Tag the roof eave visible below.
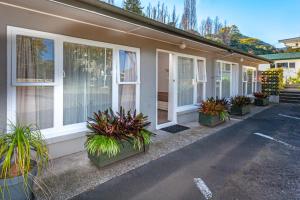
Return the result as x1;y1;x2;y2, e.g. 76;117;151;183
50;0;272;63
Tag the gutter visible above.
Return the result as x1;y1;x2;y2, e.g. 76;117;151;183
50;0;272;63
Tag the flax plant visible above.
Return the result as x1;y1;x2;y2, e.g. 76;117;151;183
0;123;49;199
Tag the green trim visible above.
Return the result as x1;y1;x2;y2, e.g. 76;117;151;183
52;0;271;63
260;52;300;61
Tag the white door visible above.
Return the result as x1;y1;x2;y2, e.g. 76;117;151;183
156;51;176;129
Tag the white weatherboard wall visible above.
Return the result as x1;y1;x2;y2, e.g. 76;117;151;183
275;59;300;79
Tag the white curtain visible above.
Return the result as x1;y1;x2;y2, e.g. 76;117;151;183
215;62;221;98
247;69;253;95
63;42;113;125
177;56;194;106
17;87;54;129
221;63;231;98
196;60;205;103
119;50;137;111
16;35;54;129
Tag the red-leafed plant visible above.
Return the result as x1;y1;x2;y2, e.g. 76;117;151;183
254;92;269;99
85;107;153;157
199;97;230;121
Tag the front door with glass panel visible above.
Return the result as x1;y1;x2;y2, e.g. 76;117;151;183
156;51;207;129
156;51;175;128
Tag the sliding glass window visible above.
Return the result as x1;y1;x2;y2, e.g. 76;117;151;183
63;42;113;125
8;27;140;136
177;55;206;111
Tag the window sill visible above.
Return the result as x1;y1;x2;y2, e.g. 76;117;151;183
43;126;88;145
176;105;199;114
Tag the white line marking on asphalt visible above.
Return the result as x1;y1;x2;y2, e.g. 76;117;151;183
278;114;300;120
194;178;213;199
230;118;242;121
253;132;297;149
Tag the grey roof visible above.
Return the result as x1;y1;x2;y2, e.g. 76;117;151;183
260;52;300;61
52;0;272;63
279;37;300;43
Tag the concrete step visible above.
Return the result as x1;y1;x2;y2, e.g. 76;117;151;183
280;99;300;104
279;95;300;99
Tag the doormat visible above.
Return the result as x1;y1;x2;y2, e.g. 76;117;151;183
161;124;190;134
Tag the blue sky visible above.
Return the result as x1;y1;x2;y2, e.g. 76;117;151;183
114;0;300;48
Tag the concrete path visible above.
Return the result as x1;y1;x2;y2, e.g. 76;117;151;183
72;104;300;200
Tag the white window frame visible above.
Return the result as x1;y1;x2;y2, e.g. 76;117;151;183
175;53;206;112
242;66;257;96
116;48;141;113
215;60;238;99
7;26;140;139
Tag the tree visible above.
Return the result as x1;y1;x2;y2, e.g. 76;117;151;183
123;0;143;15
100;0;114;5
169;6;179;27
181;0;197;31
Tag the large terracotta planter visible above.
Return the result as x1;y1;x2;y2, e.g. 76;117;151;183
88;140;149;168
230;105;250;116
198;112;225;127
0;161;37;200
255;98;269;106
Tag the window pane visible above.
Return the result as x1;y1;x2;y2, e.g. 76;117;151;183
178;57;194;106
16;86;54;129
243;82;247;95
63;42;113;125
215;62;221;81
119;50;137;82
247;70;253;95
221;64;231;98
197;83;204;103
119;84;136;111
197;60;205;82
16;35;54;83
277;63;288;68
289;63;296;69
216;81;220;98
243;68;248;82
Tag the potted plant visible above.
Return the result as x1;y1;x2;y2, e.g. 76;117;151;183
230;96;251;116
0;123;49;200
254;92;269;106
199;98;230;127
85;108;154;168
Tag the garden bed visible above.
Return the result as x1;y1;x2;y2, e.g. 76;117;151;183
88;140;149;168
230;105;250;115
198;112;225;127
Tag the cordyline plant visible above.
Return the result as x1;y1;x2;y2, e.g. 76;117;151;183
199;97;230;121
85;107;154;158
253;92;269;99
0;123;49;199
231;96;251;107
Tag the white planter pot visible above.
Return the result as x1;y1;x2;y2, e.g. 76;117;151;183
269;95;279;103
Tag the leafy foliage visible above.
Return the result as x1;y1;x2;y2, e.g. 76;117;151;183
262;68;284;95
253;92;269;99
86;107;154;157
231;96;251;107
0;123;49;198
123;0;143;15
199;97;230;121
287;70;300;85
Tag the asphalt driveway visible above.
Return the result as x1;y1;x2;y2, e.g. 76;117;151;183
72;104;300;200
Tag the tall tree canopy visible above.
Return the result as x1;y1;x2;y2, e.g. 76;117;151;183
123;0;143;15
181;0;197;31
